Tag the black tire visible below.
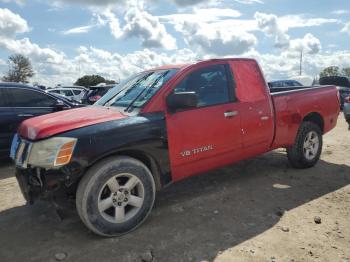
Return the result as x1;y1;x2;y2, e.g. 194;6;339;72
287;121;323;169
76;156;156;237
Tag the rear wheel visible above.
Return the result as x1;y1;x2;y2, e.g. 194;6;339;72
76;156;156;236
287;121;322;168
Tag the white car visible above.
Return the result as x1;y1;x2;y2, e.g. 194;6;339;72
48;87;87;102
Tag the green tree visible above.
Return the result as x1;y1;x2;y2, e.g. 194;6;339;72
319;66;341;78
341;68;350;77
2;54;34;83
74;75;116;87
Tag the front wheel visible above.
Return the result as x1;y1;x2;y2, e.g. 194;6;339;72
287;121;323;168
76;156;156;236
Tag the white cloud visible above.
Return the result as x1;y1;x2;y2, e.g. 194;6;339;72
35;47;197;86
193;8;241;19
289;33;321;54
278;15;339;31
341;21;350;34
49;0;222;8
0;0;25;6
62;25;94;35
173;20;257;55
253;12;335;49
171;0;217;7
241;48;350;82
160;7;241;23
102;5;177;50
52;0;121;7
0;38;65;64
123;6;177;49
254;12;290;48
233;0;263;4
332;10;350;15
61;13;106;35
0;8;29;38
103;10;123;38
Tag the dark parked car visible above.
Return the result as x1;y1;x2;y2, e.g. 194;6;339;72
268;80;303;89
81;84;116;104
0;82;83;157
343;96;350;129
319;76;350;109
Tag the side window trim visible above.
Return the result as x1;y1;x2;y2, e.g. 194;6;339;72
224;64;237;102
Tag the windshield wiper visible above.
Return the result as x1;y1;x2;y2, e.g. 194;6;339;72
124;71;169;113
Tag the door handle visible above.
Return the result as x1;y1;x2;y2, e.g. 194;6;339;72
18;114;34;117
260;116;269;121
224;111;238;118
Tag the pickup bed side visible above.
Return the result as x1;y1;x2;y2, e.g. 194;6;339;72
271;86;339;148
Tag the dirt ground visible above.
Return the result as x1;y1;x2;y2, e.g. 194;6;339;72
0;117;349;262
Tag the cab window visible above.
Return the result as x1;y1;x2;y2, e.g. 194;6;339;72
174;64;231;108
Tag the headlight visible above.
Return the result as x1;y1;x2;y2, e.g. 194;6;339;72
27;137;77;168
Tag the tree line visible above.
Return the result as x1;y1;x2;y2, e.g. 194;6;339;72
1;54;116;87
2;53;350;85
319;66;350;78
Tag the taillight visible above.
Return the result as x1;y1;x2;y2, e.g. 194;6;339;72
345;96;350;104
89;95;101;102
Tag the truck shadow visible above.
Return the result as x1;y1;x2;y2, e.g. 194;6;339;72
0;158;15;180
0;151;349;262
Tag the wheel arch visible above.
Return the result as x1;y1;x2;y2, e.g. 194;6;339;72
302;112;324;133
88;149;163;191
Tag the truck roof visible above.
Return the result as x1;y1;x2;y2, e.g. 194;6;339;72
148;58;257;72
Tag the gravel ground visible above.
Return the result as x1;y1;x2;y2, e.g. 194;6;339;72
0;116;349;262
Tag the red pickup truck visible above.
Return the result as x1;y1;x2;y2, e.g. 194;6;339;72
11;58;339;236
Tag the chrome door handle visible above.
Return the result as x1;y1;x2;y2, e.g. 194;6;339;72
18;114;34;117
260;116;269;121
224;111;238;118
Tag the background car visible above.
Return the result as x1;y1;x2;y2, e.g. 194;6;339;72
48;86;87;102
343;96;350;129
268;80;303;89
319;76;350;109
81;84;116;104
0;82;83;157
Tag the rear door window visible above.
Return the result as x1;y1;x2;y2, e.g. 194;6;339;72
8;88;57;107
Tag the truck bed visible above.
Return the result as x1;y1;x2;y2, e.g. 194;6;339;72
270;85;339;148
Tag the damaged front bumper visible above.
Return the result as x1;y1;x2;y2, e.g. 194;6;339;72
15;167;73;204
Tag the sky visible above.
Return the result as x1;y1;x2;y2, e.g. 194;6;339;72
0;0;349;86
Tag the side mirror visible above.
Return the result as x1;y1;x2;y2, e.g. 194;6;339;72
166;92;198;113
54;100;66;111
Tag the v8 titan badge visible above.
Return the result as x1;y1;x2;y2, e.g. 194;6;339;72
180;145;214;157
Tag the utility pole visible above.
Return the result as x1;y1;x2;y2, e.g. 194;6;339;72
78;59;81;78
299;49;303;76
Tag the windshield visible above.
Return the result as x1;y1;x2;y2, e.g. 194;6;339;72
96;69;178;110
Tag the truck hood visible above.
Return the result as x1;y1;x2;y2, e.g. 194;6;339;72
19;106;128;140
